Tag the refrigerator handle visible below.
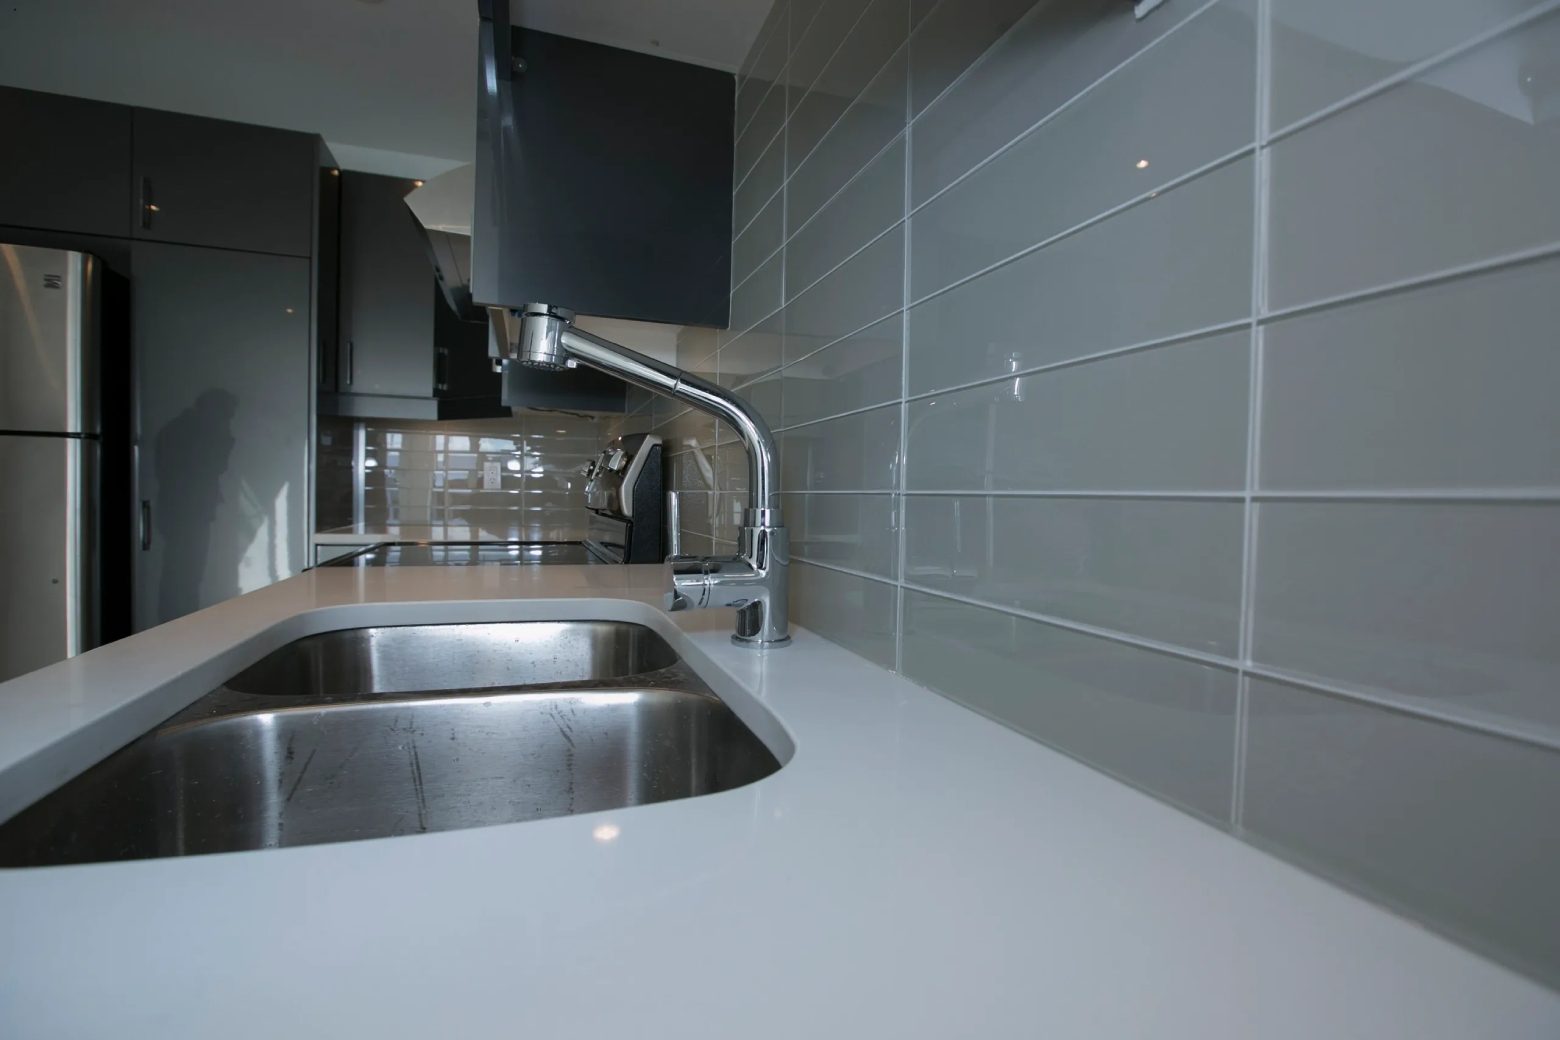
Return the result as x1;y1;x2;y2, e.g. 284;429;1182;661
139;500;152;551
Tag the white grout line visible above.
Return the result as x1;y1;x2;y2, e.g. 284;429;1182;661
906;145;1255;310
890;489;1245;500
793;554;906;590
732;111;787;197
906;0;1223;214
895;24;913;677
1262;0;1560;147
772;397;899;435
1260;240;1560;324
784;216;903;307
1232;0;1273;830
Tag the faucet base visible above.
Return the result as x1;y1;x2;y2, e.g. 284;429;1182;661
731;633;793;650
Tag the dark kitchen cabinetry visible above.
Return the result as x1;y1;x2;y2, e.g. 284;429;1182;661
130;242;311;631
322;171;505;419
131;108;316;257
0;87;133;238
474;11;733;328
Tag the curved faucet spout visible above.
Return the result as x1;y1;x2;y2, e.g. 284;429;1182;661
506;303;791;648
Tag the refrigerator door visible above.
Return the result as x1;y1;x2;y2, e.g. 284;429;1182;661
0;434;99;682
0;244;98;435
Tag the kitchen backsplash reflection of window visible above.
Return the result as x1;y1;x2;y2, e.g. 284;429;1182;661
318;412;610;540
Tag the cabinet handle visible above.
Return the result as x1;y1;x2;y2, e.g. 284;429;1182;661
139;500;152;550
346;340;354;386
140;177;155;230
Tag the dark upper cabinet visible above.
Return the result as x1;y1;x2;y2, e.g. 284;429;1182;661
473;17;733;328
0;87;132;238
132;109;316;257
338;171;439;398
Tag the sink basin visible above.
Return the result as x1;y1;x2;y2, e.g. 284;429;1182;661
0;621;781;866
227;620;679;696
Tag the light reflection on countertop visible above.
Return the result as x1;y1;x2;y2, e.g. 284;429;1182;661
0;565;1555;1038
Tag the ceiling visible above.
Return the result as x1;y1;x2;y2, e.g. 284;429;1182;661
0;0;771;179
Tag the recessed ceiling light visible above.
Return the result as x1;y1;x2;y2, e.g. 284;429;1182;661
1135;158;1150;169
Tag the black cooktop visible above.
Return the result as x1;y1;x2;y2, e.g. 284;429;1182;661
323;541;598;567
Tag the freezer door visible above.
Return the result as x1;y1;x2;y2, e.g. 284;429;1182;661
0;244;98;434
0;435;99;683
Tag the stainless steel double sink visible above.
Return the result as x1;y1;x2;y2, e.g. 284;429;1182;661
0;621;781;866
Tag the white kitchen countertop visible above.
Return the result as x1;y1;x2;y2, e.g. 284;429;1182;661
313;523;554;544
0;566;1556;1038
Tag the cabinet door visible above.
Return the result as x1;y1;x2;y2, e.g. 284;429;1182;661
132;242;310;630
0;87;132;238
337;172;435;397
132;109;315;257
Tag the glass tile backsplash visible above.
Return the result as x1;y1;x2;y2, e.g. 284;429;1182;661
674;0;1560;990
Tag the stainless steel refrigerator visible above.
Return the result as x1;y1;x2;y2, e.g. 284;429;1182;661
0;243;101;683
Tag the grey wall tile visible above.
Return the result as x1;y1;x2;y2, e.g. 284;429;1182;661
728;250;782;334
904;495;1244;655
909;4;1255;299
791;561;899;669
736;18;788;138
787;0;909;176
908;157;1254;394
910;0;1209;205
733;369;784;432
1267;10;1560;309
732;193;784;292
1252;502;1560;731
784;224;904;362
738;0;788;90
906;330;1251;492
902;589;1238;818
733;130;785;236
788;49;908;230
781;312;903;428
1243;678;1560;989
782;492;899;578
781;403;901;492
1268;0;1547;129
1260;257;1560;491
909;0;1039;116
718;319;785;388
786;0;874;114
786;136;905;295
735;81;786;186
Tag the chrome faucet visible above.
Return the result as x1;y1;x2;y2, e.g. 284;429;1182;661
505;303;790;648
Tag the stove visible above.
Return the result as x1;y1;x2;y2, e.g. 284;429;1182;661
582;433;665;563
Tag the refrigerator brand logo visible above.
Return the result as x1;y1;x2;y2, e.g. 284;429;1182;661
41;274;62;289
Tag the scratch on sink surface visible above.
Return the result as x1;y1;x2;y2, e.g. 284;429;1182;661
410;743;429;832
284;748;318;804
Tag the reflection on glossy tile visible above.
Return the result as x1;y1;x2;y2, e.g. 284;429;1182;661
719;319;785;388
786;0;874;114
1267;10;1560;309
904;495;1243;654
734;370;784;432
909;0;1039;116
911;0;1204;205
781;403;901;492
734;131;785;235
1243;677;1560;988
1261;257;1560;491
902;589;1237;818
910;2;1255;299
729;250;783;334
781;313;902;428
1251;502;1560;731
732;193;784;290
785;225;904;363
1268;0;1546;129
787;137;905;295
788;49;908;230
791;561;899;668
787;0;909;176
909;158;1253;392
782;492;898;578
907;330;1250;492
